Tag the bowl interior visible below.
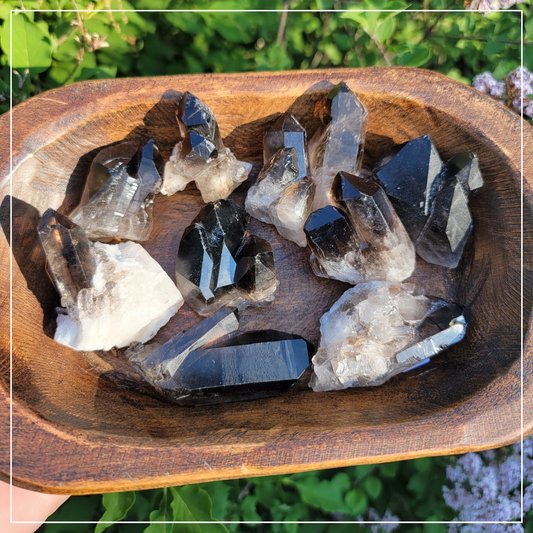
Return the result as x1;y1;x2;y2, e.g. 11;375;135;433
1;80;526;445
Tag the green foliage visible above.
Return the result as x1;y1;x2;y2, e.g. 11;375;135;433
8;2;531;531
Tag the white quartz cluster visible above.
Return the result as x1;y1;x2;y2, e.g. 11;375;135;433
55;241;183;351
310;282;467;391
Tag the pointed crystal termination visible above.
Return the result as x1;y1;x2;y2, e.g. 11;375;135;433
245;147;315;247
161;92;252;202
374;135;444;242
38;208;96;308
176;199;278;316
70;139;164;242
39;210;183;351
131;328;313;405
308;82;368;211
127;306;240;386
310;282;468;391
332;171;415;282
304;205;365;285
263;113;310;179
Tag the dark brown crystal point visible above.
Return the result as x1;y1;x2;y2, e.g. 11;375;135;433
38;209;95;308
71;139;163;242
176;200;277;316
163;330;314;405
263;113;309;179
177;91;223;164
375;135;443;241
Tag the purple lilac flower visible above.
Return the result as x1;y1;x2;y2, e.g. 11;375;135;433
366;508;400;532
466;0;525;10
443;436;533;532
472;72;507;100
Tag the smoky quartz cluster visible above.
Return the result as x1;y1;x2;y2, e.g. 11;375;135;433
36;81;480;403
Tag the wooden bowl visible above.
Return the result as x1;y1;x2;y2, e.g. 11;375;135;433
0;68;532;495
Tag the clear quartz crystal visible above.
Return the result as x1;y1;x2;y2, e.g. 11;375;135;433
161;92;251;202
245;144;315;247
175;199;278;316
310;282;468;391
38;209;183;351
70;139;163;242
308;82;368;211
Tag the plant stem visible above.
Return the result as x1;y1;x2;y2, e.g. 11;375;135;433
434;34;532;45
276;0;290;46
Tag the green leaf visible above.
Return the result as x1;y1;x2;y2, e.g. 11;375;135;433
241;495;262;524
1;12;52;74
145;488;174;533
379;462;399;478
375;17;395;43
397;44;431;67
94;491;136;533
170;486;229;533
345;489;368;516
201;482;231;521
293;478;349;514
414;457;432;473
363;476;383;500
526;16;533;40
423;521;447;533
484;39;506;56
407;473;427;498
354;465;374;479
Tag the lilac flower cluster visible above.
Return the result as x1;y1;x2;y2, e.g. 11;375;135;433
466;0;525;11
367;508;400;532
473;67;533;118
443;437;533;531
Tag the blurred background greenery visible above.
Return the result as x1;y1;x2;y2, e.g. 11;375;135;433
0;1;531;531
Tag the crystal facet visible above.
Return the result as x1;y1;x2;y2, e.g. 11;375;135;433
161;92;252;201
308;82;368;210
304;205;364;284
129;323;313;405
263;113;309;179
375;135;444;241
71;139;163;242
176;199;278;316
39;209;183;351
332;171;415;282
38;208;96;308
245;146;315;247
310;282;468;391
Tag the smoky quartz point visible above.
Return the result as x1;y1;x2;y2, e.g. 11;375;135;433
128;316;313;405
310;281;468;391
176;199;278;316
308;82;368;210
38;208;96;308
376;137;483;268
162;91;252;202
304;172;415;284
71;139;163;242
375;135;444;243
39;209;183;351
245;144;316;247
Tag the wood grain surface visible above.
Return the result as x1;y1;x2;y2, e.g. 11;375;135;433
0;68;531;495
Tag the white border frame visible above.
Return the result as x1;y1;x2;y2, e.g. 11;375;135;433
8;5;526;527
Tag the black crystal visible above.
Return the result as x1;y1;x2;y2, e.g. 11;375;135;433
440;152;484;194
263;113;309;179
375;135;443;241
176;199;277;316
164;330;313;405
38;209;95;308
177;91;223;164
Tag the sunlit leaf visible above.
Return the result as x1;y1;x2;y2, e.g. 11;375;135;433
94;492;136;533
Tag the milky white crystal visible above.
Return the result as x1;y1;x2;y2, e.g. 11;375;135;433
310;282;466;391
55;241;183;351
162;145;252;202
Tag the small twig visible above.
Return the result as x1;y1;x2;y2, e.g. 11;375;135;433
62;47;84;85
305;12;333;69
18;0;26;10
423;0;457;39
370;34;393;66
276;0;290;45
434;34;532;45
